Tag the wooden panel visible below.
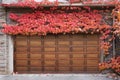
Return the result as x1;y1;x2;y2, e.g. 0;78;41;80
14;34;100;73
15;54;28;59
30;47;42;52
87;41;98;45
16;41;27;46
44;41;55;45
72;47;84;52
30;67;42;71
30;54;42;59
58;35;69;40
16;36;27;40
44;54;55;59
16;67;28;71
87;47;99;52
87;60;98;66
44;61;56;66
58;67;70;71
87;35;99;40
58;60;70;66
72;54;84;58
72;41;84;45
44;47;55;52
30;60;42;67
72;60;84;66
44;67;55;71
30;39;41;47
72;34;84;40
44;35;55;39
86;54;98;58
15;60;28;66
16;47;27;52
58;47;70;52
58;54;70;59
87;67;98;72
58;41;69;45
15;36;27;46
72;67;84;71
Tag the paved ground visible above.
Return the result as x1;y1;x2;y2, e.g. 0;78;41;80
0;74;119;80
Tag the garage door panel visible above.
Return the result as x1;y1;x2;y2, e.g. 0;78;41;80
87;47;99;52
44;61;56;66
58;41;70;45
72;54;84;58
72;47;84;52
44;54;55;59
87;35;99;40
58;60;70;66
87;41;99;45
30;67;42;71
58;54;70;59
44;67;55;71
58;67;70;71
30;60;42;66
87;67;98;71
15;54;28;59
44;41;55;45
86;54;98;58
30;41;41;47
16;67;28;71
16;41;27;46
87;60;98;66
58;47;70;52
72;60;84;66
16;47;27;52
44;47;56;52
15;60;28;66
30;47;42;52
30;54;42;59
72;35;84;40
72;41;84;45
44;53;55;59
58;35;69;39
44;35;55;40
14;34;100;73
72;67;84;71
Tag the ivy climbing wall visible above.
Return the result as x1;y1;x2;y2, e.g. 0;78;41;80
0;0;120;74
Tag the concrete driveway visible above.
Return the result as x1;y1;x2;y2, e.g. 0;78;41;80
0;74;119;80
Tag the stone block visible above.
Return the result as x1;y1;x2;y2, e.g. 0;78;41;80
0;64;6;67
2;0;18;4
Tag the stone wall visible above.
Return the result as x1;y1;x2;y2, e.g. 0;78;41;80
0;6;8;74
0;34;8;74
2;0;18;4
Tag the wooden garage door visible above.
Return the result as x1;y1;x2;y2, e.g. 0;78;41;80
14;34;100;73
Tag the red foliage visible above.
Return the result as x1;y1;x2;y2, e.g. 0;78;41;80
1;7;113;55
112;2;120;37
99;56;120;74
2;8;111;36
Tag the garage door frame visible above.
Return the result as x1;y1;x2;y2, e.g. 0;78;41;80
8;34;104;74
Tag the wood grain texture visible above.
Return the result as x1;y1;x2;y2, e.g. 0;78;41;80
14;34;100;73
